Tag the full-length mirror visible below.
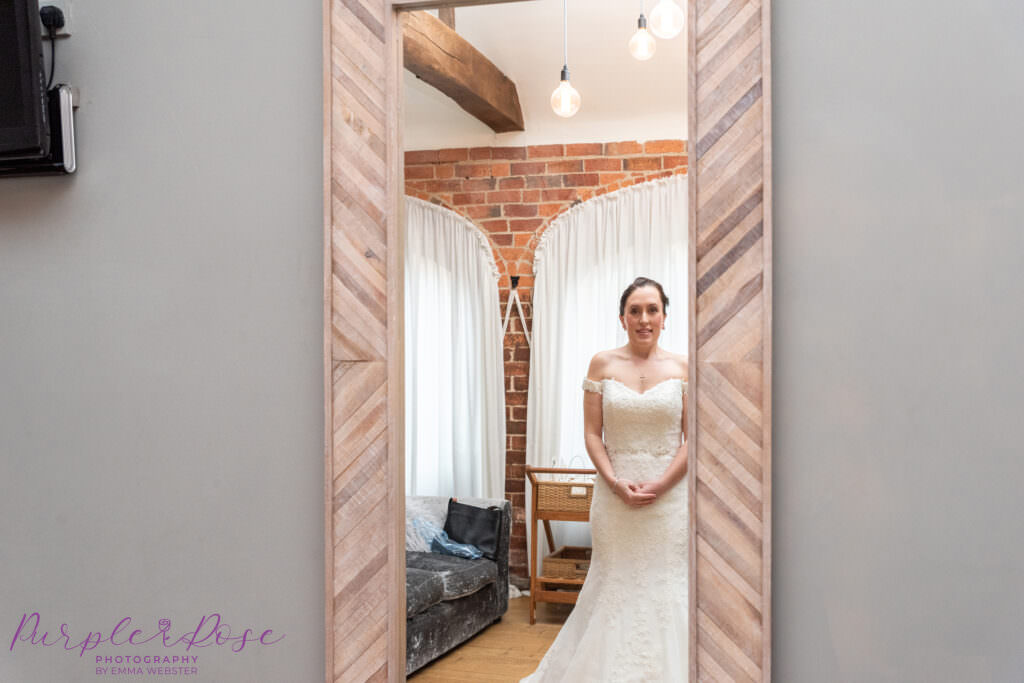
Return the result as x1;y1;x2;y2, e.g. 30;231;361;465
325;0;772;679
400;2;689;680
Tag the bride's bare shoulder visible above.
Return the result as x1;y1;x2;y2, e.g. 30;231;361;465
586;349;619;379
668;351;689;380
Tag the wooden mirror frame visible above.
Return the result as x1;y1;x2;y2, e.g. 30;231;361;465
323;0;772;680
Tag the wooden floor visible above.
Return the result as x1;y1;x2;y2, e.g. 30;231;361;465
407;596;572;682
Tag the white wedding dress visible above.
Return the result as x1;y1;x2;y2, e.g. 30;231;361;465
521;377;689;683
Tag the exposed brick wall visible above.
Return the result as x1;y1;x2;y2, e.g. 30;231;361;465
405;140;688;581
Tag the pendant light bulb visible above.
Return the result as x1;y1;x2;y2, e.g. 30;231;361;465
649;0;685;39
551;67;581;118
552;0;581;117
629;14;657;61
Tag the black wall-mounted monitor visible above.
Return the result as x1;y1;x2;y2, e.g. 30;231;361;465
0;0;50;160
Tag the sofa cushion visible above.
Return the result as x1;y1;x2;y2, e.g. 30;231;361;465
406;497;449;552
406;567;445;618
406;551;497;600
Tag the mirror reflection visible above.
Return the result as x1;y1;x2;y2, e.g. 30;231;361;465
401;1;689;679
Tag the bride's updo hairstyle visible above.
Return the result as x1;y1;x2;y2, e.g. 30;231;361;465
619;277;669;316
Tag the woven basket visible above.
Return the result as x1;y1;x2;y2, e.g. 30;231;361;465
535;479;593;513
543;546;592;579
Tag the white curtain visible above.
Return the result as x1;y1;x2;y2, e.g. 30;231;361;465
404;197;506;499
526;174;688;520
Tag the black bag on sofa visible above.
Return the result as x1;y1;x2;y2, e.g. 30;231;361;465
443;498;502;561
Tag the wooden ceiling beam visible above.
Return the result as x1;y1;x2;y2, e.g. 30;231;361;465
393;0;533;10
402;10;525;133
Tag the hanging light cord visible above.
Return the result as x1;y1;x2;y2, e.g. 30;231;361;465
562;0;568;70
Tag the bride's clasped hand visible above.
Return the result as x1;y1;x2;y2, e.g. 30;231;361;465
611;478;673;505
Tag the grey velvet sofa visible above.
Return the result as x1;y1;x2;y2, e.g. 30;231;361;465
405;496;511;675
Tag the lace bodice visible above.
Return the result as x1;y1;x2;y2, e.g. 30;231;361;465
583;377;686;456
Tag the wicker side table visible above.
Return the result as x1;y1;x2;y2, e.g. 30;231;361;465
526;465;597;625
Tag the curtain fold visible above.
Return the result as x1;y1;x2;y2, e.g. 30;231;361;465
405;197;506;499
527;174;689;472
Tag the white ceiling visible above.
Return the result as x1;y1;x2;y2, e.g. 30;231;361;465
403;0;688;150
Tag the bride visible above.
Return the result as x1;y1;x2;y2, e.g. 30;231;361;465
521;277;689;683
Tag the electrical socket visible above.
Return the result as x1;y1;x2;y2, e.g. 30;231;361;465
40;0;72;39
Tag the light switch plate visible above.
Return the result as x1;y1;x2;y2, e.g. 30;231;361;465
40;0;72;39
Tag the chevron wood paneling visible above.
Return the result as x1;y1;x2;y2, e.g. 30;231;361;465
327;0;403;680
328;0;772;680
690;0;772;680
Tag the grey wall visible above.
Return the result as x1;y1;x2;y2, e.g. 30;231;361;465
773;1;1024;681
0;2;323;682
